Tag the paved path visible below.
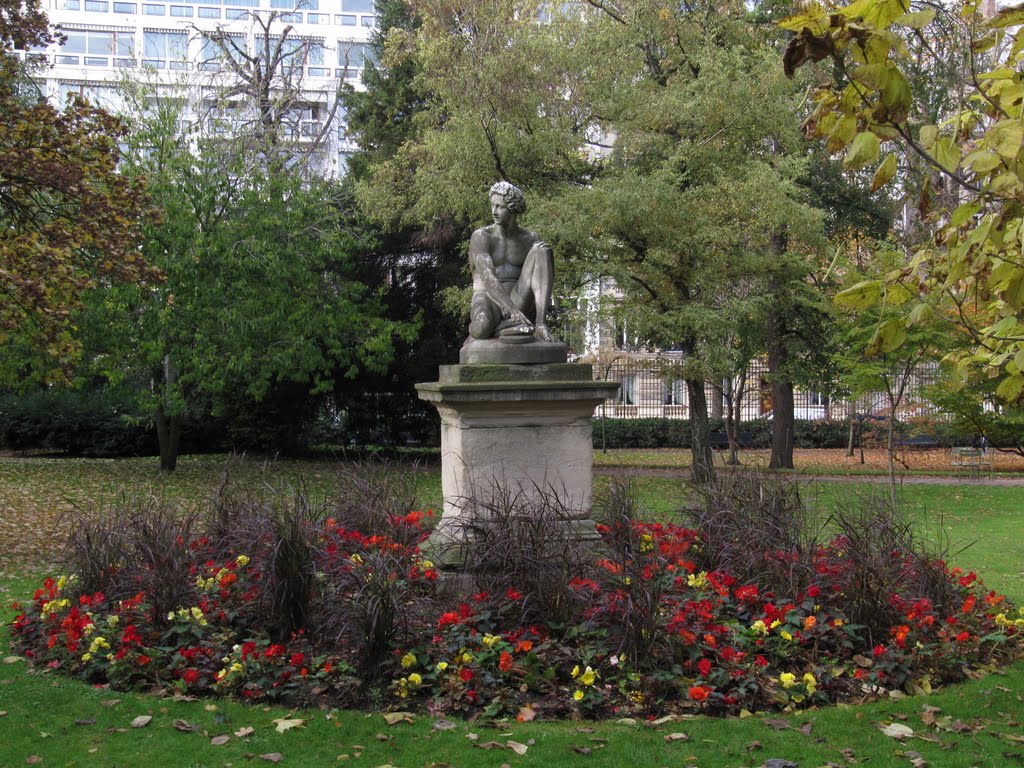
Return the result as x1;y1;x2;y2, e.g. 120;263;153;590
594;466;1024;486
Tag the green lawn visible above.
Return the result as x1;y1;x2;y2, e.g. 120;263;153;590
2;453;1023;767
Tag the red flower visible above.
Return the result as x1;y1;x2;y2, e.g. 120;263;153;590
688;685;712;702
961;595;976;614
498;652;513;673
955;630;970;643
290;652;305;667
505;588;523;601
137;654;152;666
460;667;474;682
872;644;886;657
183;669;200;685
697;658;712;677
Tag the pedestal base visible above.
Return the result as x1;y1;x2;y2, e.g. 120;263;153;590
416;364;619;568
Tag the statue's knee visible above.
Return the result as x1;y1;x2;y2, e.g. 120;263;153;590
469;317;491;339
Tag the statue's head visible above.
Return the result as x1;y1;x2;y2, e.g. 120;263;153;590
489;181;527;214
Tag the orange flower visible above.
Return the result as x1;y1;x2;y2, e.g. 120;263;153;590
499;651;513;673
688;685;712;702
515;639;533;654
803;616;817;630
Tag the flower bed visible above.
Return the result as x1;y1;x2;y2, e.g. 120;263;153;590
10;487;1023;720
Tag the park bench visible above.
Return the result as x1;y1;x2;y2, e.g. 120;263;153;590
951;447;993;477
896;434;939;451
709;431;755;451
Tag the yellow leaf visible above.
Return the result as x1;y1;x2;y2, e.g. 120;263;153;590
871;154;898;191
985;120;1024;159
894;9;935;28
933;136;960;170
962;149;1003;175
382;712;415;725
836;279;883;310
845;131;881;170
866;319;907;357
996;373;1024;401
273;718;305;733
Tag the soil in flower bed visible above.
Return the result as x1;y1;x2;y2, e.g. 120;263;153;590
9;471;1023;720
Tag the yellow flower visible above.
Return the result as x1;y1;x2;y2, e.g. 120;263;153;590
803;673;817;695
779;672;796;689
236;554;250;567
750;620;768;636
230;662;244;673
780;631;793;642
407;672;422;686
81;653;92;662
482;634;500;649
687;571;708;588
168;611;177;621
401;652;417;669
419;559;434;569
460;652;473;664
191;606;205;621
350;553;363;564
107;614;118;626
89;636;110;653
640;533;654;552
770;619;781;630
573;689;584;701
571;664;580;678
436;661;448;671
579;666;597;686
57;575;68;591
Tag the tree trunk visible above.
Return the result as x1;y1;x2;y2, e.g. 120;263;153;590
767;229;794;469
153;354;181;472
886;403;897;506
710;381;724;419
688;378;715;483
846;400;856;457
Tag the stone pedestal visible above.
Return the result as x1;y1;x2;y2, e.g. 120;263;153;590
415;363;619;566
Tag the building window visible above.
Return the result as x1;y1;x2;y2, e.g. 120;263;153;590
113;2;137;11
58;0;81;9
143;30;188;69
278;11;301;21
199;33;245;71
336;41;372;74
224;8;247;18
341;0;371;11
61;29;135;65
170;5;192;15
307;12;327;23
142;3;165;13
335;13;355;24
198;7;219;17
360;15;375;26
85;0;109;11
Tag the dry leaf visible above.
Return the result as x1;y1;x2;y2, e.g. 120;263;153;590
210;735;230;746
259;756;283;764
664;732;689;742
517;704;537;722
921;705;942;727
3;656;24;664
762;718;791;731
506;740;529;755
235;726;255;738
466;733;479;741
74;718;97;726
0;712;7;717
799;722;813;736
101;699;121;707
382;712;414;726
273;718;305;733
130;715;152;728
172;719;198;732
26;758;42;765
747;741;763;751
570;746;592;755
650;715;676;726
432;719;457;732
879;723;915;739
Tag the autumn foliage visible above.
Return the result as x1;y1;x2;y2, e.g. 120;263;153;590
0;0;159;382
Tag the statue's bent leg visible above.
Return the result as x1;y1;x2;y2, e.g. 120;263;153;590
469;292;500;340
514;242;554;342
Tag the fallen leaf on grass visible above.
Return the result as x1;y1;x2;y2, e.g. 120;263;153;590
649;714;677;726
273;718;305;733
1000;733;1024;744
101;699;121;707
432;719;456;732
235;726;255;738
465;733;479;741
570;746;592;755
382;712;414;726
173;719;198;732
879;722;914;739
0;711;7;717
26;758;42;765
760;760;799;768
259;754;282;763
896;750;928;767
211;735;231;746
3;656;24;664
376;733;391;742
799;722;813;736
762;718;790;731
74;718;97;726
747;741;763;751
473;741;506;750
506;740;529;755
130;715;152;728
663;733;689;742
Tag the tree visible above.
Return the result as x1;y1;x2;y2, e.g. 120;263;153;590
79;63;414;470
354;0;832;480
782;0;1024;402
0;0;158;386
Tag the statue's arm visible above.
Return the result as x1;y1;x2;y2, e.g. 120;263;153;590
470;230;527;322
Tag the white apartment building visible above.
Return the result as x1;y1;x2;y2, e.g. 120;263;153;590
17;0;376;174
